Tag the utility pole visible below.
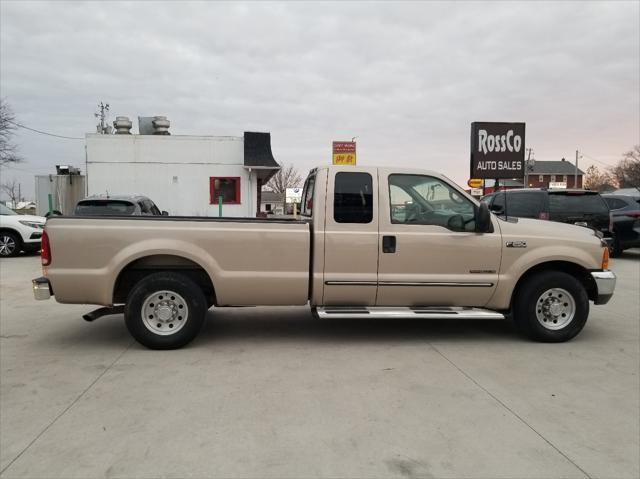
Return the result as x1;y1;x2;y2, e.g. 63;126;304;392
524;148;533;188
574;149;579;188
94;102;110;134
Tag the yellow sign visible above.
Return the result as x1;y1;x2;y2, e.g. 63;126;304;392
333;153;356;165
467;178;483;188
332;141;356;165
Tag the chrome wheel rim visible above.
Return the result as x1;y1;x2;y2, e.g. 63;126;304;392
535;288;575;330
141;290;188;335
0;235;16;256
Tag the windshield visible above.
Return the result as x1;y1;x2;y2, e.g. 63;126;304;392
75;200;136;216
0;204;18;215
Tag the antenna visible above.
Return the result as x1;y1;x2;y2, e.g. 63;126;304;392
95;102;110;134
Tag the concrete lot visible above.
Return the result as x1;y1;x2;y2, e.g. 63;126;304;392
0;252;638;479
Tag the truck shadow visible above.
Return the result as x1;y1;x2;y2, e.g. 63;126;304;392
48;304;610;349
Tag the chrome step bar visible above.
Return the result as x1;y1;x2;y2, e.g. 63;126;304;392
315;306;504;320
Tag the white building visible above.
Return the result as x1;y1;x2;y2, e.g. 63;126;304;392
85;125;280;217
260;191;285;215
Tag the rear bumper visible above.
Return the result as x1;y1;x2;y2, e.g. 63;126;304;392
591;270;616;305
32;277;52;300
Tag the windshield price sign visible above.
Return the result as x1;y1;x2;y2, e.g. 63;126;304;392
470;122;525;179
332;141;356;166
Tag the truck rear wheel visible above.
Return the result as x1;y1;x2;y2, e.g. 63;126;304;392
513;271;589;342
124;272;207;349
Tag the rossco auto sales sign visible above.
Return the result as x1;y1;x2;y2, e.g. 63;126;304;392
470;122;525;179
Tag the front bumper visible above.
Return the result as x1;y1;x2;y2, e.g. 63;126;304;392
591;270;616;305
32;277;52;300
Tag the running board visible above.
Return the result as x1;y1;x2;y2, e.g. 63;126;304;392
315;306;504;320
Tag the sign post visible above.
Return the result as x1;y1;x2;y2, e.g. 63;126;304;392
332;141;356;166
470;122;525;180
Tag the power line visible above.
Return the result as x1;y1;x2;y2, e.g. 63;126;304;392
6;119;84;140
581;152;617;168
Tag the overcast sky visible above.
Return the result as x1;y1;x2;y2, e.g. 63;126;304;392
1;0;638;199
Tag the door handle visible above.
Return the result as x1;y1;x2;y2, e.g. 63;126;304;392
382;235;396;253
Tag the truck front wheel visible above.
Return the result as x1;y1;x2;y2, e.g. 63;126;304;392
513;271;589;342
124;272;207;349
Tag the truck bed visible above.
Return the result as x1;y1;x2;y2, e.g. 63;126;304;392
44;216;311;306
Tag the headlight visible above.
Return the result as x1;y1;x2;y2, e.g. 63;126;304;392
19;220;44;229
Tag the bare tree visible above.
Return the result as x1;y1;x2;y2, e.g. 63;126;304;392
0;99;22;166
583;165;616;192
265;163;303;194
609;145;640;188
1;179;20;207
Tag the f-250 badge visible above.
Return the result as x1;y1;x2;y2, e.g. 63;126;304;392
506;240;527;248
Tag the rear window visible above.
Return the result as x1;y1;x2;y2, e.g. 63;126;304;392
75;200;136;216
549;193;609;215
333;172;373;223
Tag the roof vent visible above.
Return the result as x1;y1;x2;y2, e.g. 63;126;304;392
152;116;170;135
138;116;171;135
113;116;132;134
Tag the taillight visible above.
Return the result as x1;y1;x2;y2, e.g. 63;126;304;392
41;230;51;266
602;247;609;270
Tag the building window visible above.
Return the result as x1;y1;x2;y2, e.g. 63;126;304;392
210;177;241;204
538;175;544;182
550;175;556;182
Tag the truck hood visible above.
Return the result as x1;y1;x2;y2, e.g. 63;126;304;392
495;215;604;271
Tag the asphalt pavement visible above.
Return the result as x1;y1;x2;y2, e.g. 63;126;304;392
1;251;638;478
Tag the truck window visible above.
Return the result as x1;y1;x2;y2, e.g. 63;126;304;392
388;174;474;230
504;192;544;218
147;200;162;215
334;172;373;223
138;201;151;215
549;193;609;215
491;193;505;214
300;174;315;217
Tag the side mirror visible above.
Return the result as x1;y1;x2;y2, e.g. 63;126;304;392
475;202;493;233
161;211;169;216
490;204;504;215
446;214;465;232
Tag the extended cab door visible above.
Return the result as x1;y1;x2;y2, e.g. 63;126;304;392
322;168;379;305
376;170;501;307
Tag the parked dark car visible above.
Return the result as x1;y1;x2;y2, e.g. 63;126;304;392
481;189;612;239
602;194;640;256
74;195;168;216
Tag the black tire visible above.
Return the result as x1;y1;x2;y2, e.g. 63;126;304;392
609;237;623;258
513;271;589;342
124;272;207;349
0;231;21;257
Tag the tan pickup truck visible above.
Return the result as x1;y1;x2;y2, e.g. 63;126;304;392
33;166;616;349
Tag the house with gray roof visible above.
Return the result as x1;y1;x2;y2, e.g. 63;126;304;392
525;159;584;188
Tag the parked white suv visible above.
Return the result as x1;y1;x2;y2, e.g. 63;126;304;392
0;204;46;257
